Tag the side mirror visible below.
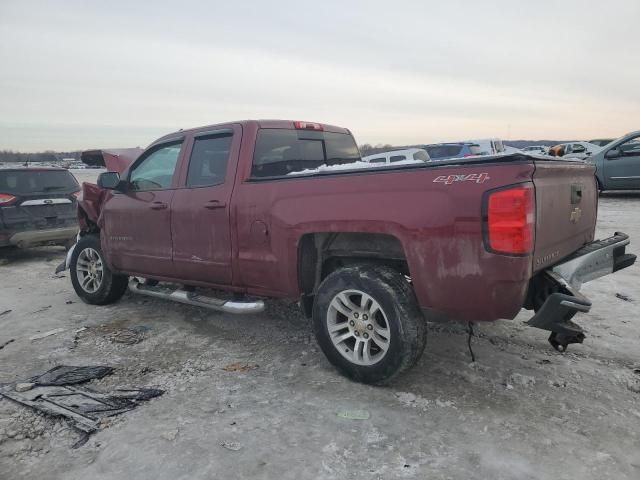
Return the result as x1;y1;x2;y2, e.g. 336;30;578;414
605;148;621;159
97;171;122;190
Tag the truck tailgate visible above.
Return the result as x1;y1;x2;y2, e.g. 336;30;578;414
532;160;598;272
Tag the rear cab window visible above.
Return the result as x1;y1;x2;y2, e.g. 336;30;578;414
251;129;361;178
186;134;233;187
0;170;79;195
390;155;407;162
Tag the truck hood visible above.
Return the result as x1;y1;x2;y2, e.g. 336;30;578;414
81;148;143;173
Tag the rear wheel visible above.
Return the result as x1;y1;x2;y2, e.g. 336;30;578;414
312;264;427;384
70;234;128;305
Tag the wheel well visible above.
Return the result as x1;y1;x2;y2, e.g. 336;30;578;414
298;232;409;299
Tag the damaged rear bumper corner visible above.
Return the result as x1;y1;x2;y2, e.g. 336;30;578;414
527;232;636;351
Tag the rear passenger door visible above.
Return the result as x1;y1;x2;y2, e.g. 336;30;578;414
170;127;240;284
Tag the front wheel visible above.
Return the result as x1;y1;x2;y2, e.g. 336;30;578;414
70;234;128;305
312;264;427;384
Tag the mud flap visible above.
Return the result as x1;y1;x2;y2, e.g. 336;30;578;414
55;238;77;274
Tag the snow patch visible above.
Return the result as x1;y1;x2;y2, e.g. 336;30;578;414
286;159;425;176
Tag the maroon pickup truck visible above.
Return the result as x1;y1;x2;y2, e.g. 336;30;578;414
63;120;635;384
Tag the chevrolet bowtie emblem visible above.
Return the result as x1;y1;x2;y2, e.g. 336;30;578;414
570;207;582;224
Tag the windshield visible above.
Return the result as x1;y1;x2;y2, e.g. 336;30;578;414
0;170;79;195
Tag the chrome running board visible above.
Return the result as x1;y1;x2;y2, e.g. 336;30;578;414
128;279;264;314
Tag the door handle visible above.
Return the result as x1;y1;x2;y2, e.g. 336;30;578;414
150;201;168;210
203;200;226;209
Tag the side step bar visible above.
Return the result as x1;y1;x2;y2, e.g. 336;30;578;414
129;279;265;314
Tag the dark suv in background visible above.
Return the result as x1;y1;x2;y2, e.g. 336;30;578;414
0;167;80;248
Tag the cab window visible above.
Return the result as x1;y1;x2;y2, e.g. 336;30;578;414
186;134;233;187
129;142;182;191
619;136;640;156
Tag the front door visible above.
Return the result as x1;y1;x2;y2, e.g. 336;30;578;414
102;140;183;276
170;129;238;284
604;134;640;189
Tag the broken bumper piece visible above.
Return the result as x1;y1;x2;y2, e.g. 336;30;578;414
528;232;636;351
0;365;163;446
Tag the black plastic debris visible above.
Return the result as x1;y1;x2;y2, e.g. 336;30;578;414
0;338;15;350
0;309;11;316
616;293;633;302
31;305;52;314
0;365;163;445
29;365;114;386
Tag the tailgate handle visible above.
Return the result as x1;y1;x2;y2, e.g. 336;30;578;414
571;185;582;204
150;201;168;210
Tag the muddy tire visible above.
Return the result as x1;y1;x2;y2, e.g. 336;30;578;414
70;234;128;305
312;264;427;384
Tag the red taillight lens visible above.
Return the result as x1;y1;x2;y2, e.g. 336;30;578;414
0;193;17;205
294;121;323;131
486;184;535;254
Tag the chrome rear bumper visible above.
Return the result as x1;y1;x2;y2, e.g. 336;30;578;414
551;232;635;289
527;232;636;351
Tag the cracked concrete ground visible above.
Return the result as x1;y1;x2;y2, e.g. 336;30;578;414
1;174;639;479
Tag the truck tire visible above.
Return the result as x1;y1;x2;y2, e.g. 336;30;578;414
312;264;427;384
70;234;128;305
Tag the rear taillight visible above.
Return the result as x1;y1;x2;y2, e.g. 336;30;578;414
485;184;535;255
0;193;17;205
294;121;323;131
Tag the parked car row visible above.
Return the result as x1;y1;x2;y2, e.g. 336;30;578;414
548;142;601;159
583;131;640;191
362;148;430;165
363;138;508;164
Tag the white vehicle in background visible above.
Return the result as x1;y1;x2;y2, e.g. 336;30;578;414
522;145;548;155
362;148;430;165
468;138;506;155
554;141;602;160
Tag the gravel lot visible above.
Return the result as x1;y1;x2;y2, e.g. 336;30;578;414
1;170;639;479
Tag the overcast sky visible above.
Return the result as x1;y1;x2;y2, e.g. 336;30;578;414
1;0;639;151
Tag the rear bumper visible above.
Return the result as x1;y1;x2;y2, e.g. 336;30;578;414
551;232;635;289
6;227;78;248
527;232;636;350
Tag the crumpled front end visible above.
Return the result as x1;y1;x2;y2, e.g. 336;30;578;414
81;148;142;173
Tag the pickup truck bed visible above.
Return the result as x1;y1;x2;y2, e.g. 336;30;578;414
64;120;635;384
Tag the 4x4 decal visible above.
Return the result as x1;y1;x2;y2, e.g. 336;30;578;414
433;173;491;185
